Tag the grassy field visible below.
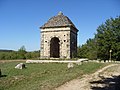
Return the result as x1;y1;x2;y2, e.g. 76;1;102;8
0;61;107;90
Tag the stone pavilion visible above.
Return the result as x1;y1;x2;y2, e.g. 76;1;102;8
40;12;78;59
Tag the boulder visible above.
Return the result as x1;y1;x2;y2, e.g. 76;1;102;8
15;63;26;69
67;63;74;68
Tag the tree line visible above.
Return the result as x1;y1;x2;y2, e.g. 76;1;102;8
77;16;120;61
0;46;40;60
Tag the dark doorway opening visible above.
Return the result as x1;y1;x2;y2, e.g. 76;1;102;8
50;37;60;58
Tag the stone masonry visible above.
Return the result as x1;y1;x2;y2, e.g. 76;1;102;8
40;12;78;59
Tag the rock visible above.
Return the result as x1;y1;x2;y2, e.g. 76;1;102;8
15;63;26;69
67;63;74;68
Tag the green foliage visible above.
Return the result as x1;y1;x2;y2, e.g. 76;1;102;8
95;16;120;60
25;51;40;59
0;62;106;90
0;46;40;60
17;46;27;59
18;46;26;52
77;16;120;60
77;38;97;60
0;52;6;60
77;45;87;58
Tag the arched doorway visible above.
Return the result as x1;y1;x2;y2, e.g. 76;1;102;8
50;37;60;58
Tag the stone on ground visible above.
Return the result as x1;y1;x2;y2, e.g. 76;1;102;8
67;63;74;68
15;63;26;69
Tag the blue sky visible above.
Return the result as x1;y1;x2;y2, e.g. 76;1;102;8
0;0;120;51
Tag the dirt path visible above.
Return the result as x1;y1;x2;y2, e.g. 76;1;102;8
55;64;120;90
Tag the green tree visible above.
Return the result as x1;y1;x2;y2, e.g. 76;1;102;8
17;45;27;59
95;16;120;60
77;16;120;61
86;39;97;60
77;45;88;58
77;39;97;59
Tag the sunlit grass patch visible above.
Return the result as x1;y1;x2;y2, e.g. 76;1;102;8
0;61;107;90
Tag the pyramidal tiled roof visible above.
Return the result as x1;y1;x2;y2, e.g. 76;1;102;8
40;12;77;29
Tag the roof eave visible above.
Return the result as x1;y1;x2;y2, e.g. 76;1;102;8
40;25;72;29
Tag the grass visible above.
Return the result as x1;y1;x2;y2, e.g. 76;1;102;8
0;61;108;90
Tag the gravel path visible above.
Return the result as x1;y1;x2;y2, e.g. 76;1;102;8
55;64;120;90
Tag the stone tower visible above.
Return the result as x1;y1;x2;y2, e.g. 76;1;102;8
40;12;78;59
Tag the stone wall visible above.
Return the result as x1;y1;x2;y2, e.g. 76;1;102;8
70;27;77;58
41;27;70;58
